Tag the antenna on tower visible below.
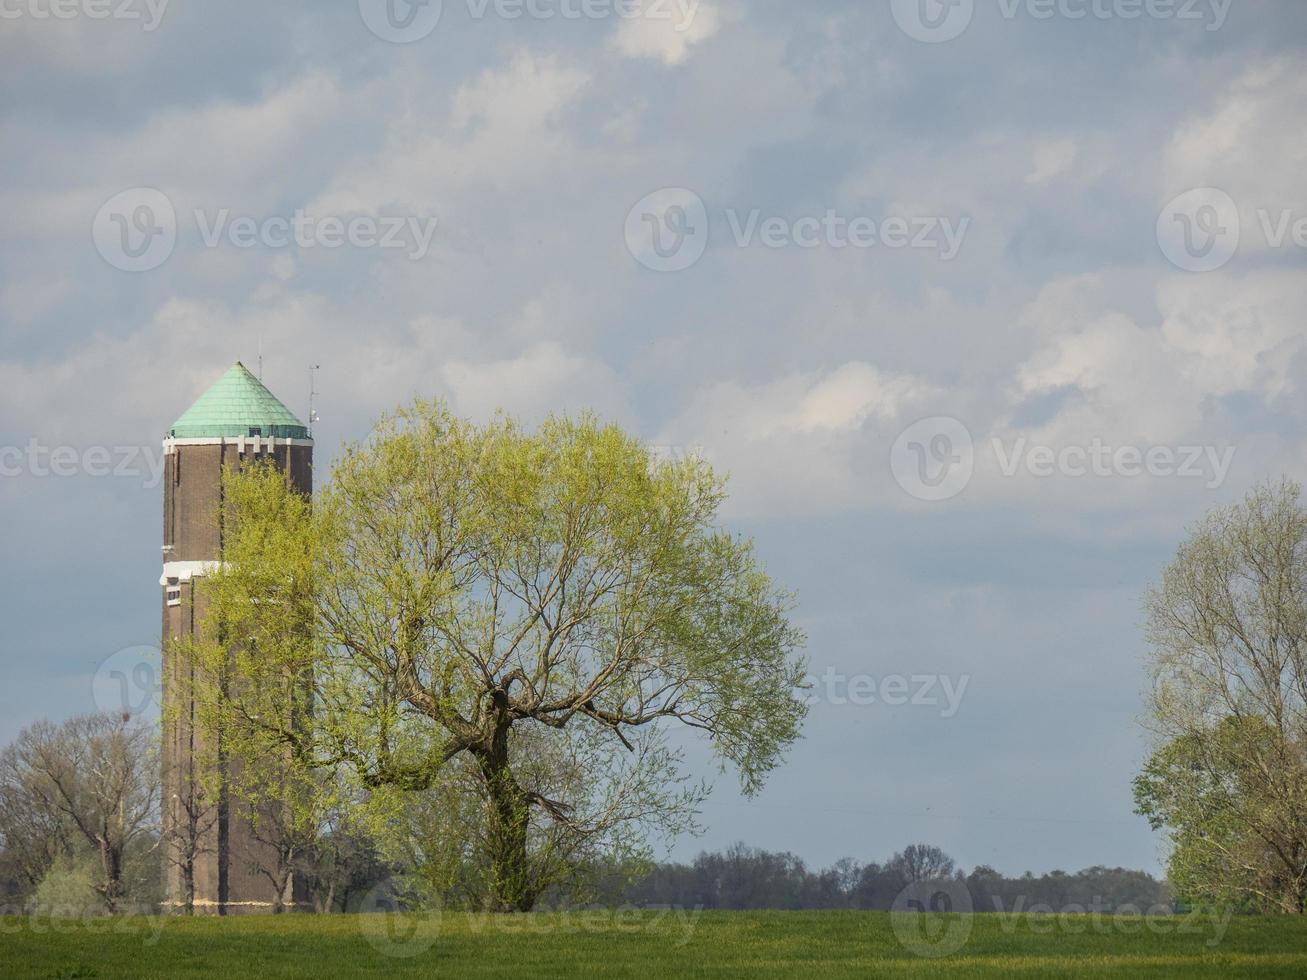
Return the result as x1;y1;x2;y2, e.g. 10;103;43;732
257;339;264;380
308;365;321;437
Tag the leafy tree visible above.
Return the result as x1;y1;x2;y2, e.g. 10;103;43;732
621;845;1169;912
30;853;102;917
0;759;70;901
1136;717;1299;912
852;861;906;910
306;813;393;913
240;765;324;913
890;843;956;883
159;750;216;915
1137;479;1307;913
0;714;157;913
711;843;809;909
964;865;1005;912
185;403;808;911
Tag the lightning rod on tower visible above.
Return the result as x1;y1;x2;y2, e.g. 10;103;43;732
309;364;321;437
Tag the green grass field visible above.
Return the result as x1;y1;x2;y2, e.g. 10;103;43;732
2;909;1306;978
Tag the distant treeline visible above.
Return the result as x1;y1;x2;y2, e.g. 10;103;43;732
622;843;1172;913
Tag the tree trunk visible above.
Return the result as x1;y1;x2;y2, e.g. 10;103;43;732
272;853;292;913
322;879;336;914
100;839;124;914
472;707;535;912
183;857;195;915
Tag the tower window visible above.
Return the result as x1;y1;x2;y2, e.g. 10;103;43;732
166;581;182;607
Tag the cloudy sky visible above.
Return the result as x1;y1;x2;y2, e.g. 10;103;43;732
2;0;1305;877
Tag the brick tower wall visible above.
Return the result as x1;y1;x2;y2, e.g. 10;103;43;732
160;438;313;914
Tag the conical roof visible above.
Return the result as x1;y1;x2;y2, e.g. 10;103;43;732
169;362;310;439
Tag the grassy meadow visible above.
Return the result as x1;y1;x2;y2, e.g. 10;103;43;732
2;909;1306;979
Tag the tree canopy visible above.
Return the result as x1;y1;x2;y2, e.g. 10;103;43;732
184;402;808;910
1136;479;1307;913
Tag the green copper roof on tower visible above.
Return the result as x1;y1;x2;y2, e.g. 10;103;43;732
169;362;311;439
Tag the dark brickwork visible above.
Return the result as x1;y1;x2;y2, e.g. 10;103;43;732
161;439;313;914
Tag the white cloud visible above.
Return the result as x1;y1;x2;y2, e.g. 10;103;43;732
1014;269;1307;440
1;73;346;242
0;10;167;74
1012;310;1199;445
1157;269;1307;403
312;51;591;214
132;74;344;197
977;269;1307;507
1163;59;1307;219
0;289;469;446
793;362;927;433
442;343;630;424
1025;138;1078;185
611;1;723;66
658;362;935;516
